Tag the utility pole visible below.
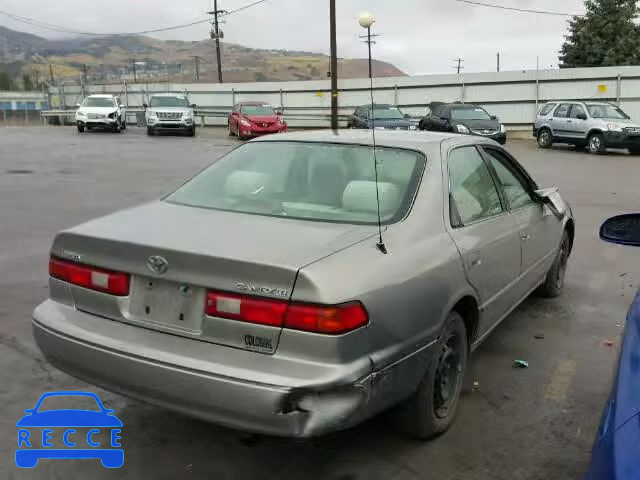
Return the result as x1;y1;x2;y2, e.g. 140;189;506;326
497;52;500;72
82;64;89;85
329;0;338;130
49;64;55;84
207;1;226;83
131;59;137;82
191;56;202;81
453;58;464;74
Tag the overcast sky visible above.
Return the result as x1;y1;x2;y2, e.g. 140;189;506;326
0;0;586;74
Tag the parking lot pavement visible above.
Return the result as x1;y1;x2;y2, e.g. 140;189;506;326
1;127;638;480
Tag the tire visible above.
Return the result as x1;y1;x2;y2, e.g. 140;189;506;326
537;128;553;149
538;230;570;298
394;312;468;440
77;123;84;133
228;122;235;136
121;118;127;130
147;127;155;136
629;148;640;155
113;121;121;133
187;126;196;137
588;132;606;154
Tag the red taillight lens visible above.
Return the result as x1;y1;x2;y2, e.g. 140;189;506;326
284;302;368;334
49;257;130;296
205;290;368;335
205;291;288;327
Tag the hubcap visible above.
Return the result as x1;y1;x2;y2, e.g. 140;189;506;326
433;333;462;419
590;136;601;152
540;132;550;146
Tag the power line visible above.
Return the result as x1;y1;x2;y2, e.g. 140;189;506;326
452;0;583;17
0;0;269;37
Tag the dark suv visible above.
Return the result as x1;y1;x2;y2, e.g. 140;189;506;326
419;103;507;144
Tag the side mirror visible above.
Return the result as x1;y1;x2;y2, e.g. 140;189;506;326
276;110;283;116
577;113;588;120
404;113;411;119
119;104;125;109
535;188;567;218
143;103;148;109
75;103;81;108
600;214;640;247
490;115;498;120
190;104;197;109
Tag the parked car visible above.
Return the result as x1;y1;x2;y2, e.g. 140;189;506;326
228;102;287;139
33;130;574;439
419;103;507;145
347;104;417;130
534;101;640;155
75;95;126;133
144;94;196;137
584;213;640;480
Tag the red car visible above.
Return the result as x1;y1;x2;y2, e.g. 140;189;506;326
228;102;288;139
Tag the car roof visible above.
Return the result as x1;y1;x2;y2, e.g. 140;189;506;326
86;94;116;98
238;101;271;106
252;129;460;151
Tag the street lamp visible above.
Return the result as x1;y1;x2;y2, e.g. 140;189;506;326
358;12;375;79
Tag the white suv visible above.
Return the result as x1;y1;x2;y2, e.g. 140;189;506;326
75;95;126;133
144;94;196;136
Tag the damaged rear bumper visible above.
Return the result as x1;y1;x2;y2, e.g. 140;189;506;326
33;300;387;438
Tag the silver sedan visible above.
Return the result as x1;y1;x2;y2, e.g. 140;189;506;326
33;130;574;439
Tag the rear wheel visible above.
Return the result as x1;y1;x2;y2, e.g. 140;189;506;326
187;126;196;137
228;122;235;136
538;230;570;298
395;312;468;440
588;132;606;154
537;128;553;149
147;127;155;136
112;121;121;133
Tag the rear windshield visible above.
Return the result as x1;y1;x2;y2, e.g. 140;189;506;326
83;97;115;108
166;142;425;225
451;107;491;121
150;96;190;108
241;105;275;115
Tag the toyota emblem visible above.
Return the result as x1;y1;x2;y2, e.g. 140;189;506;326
147;255;169;275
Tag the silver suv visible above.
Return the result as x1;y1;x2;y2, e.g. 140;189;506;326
144;94;196;137
534;101;640;155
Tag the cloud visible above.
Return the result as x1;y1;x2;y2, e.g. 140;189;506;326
0;0;585;74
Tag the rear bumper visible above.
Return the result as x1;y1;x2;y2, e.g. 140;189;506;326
32;300;377;438
603;132;640;149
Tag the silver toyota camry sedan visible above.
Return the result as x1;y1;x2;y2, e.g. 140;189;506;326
33;130;574;439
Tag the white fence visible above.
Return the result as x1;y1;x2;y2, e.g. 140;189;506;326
39;65;640;129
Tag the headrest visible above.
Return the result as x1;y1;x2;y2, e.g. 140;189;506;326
342;181;401;215
224;171;271;196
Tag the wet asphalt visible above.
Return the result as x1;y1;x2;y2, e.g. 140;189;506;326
1;126;638;480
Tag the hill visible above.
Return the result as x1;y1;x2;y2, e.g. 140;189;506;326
0;25;406;85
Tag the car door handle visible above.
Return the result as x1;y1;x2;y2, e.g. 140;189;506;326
521;233;531;242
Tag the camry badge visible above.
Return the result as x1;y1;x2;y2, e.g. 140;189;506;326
147;256;169;275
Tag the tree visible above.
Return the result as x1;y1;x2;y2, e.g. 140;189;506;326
560;0;640;68
22;74;34;91
0;71;13;90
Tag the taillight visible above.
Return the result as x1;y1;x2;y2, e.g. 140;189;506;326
206;291;287;327
49;257;130;296
284;302;368;334
205;290;368;335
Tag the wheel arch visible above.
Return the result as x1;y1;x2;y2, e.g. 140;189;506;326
587;128;605;138
564;218;575;254
450;295;480;348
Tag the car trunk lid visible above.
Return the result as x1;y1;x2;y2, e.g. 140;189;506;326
51;201;375;354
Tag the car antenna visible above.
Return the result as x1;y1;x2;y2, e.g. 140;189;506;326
362;21;387;255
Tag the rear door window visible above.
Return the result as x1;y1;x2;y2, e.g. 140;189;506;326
570;104;587;119
481;147;537;211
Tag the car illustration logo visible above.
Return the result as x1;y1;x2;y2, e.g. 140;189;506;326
15;391;124;469
147;255;169;275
